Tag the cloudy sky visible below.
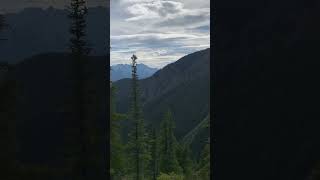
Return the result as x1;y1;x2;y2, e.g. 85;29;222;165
111;0;210;68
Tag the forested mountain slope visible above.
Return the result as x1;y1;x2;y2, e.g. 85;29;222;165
114;48;210;147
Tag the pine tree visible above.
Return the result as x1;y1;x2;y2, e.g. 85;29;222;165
67;0;90;179
177;145;193;179
68;0;90;57
197;143;210;179
127;54;150;180
159;110;182;174
150;127;160;180
196;120;210;179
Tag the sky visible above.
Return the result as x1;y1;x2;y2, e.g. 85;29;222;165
111;0;210;68
0;0;210;68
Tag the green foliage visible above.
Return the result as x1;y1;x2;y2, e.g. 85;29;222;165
156;172;184;180
159;110;183;174
149;128;160;180
126;54;151;179
176;145;194;180
111;53;210;179
113;49;210;157
68;0;90;56
67;1;90;179
110;85;126;178
196;143;210;179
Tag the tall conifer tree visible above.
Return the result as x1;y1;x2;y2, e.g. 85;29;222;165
197;143;210;179
159;110;182;174
177;145;193;179
150;127;159;180
68;0;90;179
127;54;150;180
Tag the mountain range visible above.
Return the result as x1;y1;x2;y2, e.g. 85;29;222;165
1;48;209;165
111;63;158;81
113;48;210;154
0;45;210;180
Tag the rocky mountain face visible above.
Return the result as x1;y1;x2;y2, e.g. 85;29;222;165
111;63;158;81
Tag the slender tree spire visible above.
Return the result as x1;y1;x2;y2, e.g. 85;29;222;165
127;54;150;180
68;0;90;56
159;109;182;174
68;0;90;179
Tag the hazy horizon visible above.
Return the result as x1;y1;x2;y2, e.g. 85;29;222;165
110;47;209;68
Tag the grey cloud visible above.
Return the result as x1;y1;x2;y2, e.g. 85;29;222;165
158;1;183;16
111;0;210;67
111;32;209;57
154;8;210;28
192;25;210;31
125;0;184;21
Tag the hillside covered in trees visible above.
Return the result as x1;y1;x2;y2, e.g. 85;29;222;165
111;49;210;179
114;48;210;156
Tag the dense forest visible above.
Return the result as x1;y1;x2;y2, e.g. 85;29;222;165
110;54;210;180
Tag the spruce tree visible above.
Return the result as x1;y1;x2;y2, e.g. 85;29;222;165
69;0;90;56
159;110;182;174
197;143;210;179
150;127;159;180
196;119;210;179
127;54;150;180
67;0;90;179
177;145;193;179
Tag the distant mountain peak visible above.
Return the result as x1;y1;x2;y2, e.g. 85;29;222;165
110;63;158;81
113;48;210;156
